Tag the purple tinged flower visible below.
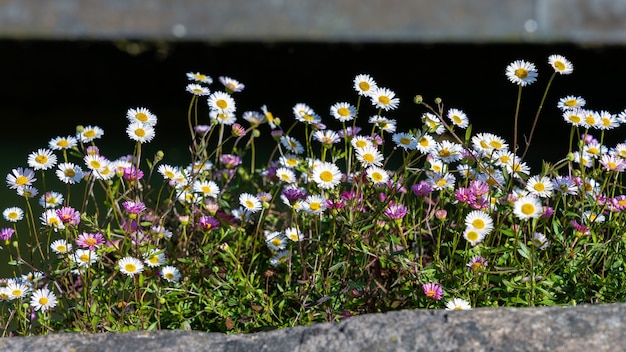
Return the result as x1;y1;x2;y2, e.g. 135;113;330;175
76;232;105;250
220;154;242;169
571;220;590;236
467;256;488;272
194;124;211;134
282;187;307;202
422;282;443;300
123;201;147;215
338;126;362;139
56;206;81;226
411;181;433;197
123;167;144;181
198;215;219;231
0;228;15;241
541;206;554;218
384;204;408;220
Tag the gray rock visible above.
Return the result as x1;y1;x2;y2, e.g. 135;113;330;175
1;304;624;352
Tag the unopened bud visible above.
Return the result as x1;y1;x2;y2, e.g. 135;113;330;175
434;97;442;105
414;95;423;104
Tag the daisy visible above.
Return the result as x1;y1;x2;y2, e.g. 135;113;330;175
353;74;378;97
77;125;104;143
582;110;601;129
427;172;456;190
6;281;30;300
464;210;494;235
270;250;290;267
27;148;57;170
48;135;78;150
415;132;437;154
301;194;327;215
601;154;626;172
369;115;397;134
532;232;550;250
279;154;300;168
432;140;463;163
186;72;213;84
582;142;606;159
207;91;236;114
118;256;145;277
351;135;372;149
525;175;554;198
467;256;488;272
463;227;486;246
73;249;98;267
76;232;105;250
6;167;36;189
285;227;303;241
16;185;38;199
446;298;472;310
56;162;84;184
557;95;586;111
185;83;210;96
583;210;605;224
192;180;220;198
366;166;390;185
40;209;65;231
370;87;400;111
126;107;157;126
0;228;14;241
50;239;72;254
562;108;584;126
548;54;573;75
210;111;237;125
157;164;182;181
239;193;262;213
330;102;357;122
311;162;342;189
513;195;543;220
421;113;446;135
56;206;81;226
505;60;538;86
3;207;24;222
422;282;443;300
598;110;619;130
392;132;417;151
447;108;469;129
294;109;322;125
280;136;305;154
313;130;341;146
83;154;108;172
126;121;156;143
144;249;166;268
30;288;58;312
219;76;245;93
384;204;408;220
552;176;578;195
265;231;288;251
161;265;181;283
275;167;297;183
355;145;384;167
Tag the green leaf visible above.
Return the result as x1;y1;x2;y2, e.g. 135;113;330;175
517;243;531;260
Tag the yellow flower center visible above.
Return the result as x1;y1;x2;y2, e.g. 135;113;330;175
400;137;411;145
569;115;581;123
216;99;228;109
438;149;451;158
319;170;334;182
472;219;485;229
515;68;528;79
85;238;97;246
38;297;49;305
125;264;137;273
371;172;383;182
165;272;175;279
452;115;462;125
338;107;350;116
565;99;577;107
466;230;479;242
57;245;66;252
309;202;321;211
84;130;96;138
136;112;148;122
358;82;370;91
90;161;101;169
378;96;390;105
554;61;566;71
15;175;28;186
533;183;545;192
271;238;282;246
35;155;48;164
58;140;69;148
79;254;90;263
12;289;22;297
363;154;375;163
521;203;535;215
356;140;368;148
245;200;256;209
489;140;503;149
64;169;76;178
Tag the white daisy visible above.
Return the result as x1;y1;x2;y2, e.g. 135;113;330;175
548;54;573;75
126;121;156;143
219;76;245;92
302;194;327;215
239;193;262;213
50;239;72;254
392;132;417;151
525;175;554;198
370;87;400;111
275;167;297;183
186;72;213;84
446;298;472;310
40;209;65;231
208;91;236;114
280;136;305;154
464;210;494;235
415;132;437;154
3;207;24;222
30;288;58;312
186;83;211;96
48;135;78;151
463;227;486;246
311;162;342;189
366;166;390;185
56;163;84;184
6;167;36;189
77;125;104;143
505;60;538;86
192;180;220;198
513;195;543;220
351;135;372;149
118;256;145;277
557;95;586;111
27;148;57;170
210;111;237;125
330;102;357;122
73;249;98;267
447;108;469;129
285;227;303;242
355;145;384;168
144;249;166;268
265;231;288;251
161;265;181;283
126;107;157;126
353;74;378;97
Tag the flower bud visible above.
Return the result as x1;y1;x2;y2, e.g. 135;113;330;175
414;95;423;104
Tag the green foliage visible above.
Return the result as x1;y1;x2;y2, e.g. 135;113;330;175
2;55;626;336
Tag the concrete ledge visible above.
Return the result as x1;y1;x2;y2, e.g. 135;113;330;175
2;0;626;43
1;303;624;351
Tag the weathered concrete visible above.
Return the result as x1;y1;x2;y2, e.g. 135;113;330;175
1;303;624;351
1;0;626;43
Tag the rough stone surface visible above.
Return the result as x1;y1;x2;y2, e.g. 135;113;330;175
1;304;624;351
1;0;626;43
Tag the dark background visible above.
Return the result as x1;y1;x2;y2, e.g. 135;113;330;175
2;40;626;181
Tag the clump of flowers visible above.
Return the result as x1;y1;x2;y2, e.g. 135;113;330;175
2;54;626;336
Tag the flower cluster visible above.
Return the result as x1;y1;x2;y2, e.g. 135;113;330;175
2;53;626;335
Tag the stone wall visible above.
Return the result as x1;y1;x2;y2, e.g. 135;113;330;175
1;303;624;351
